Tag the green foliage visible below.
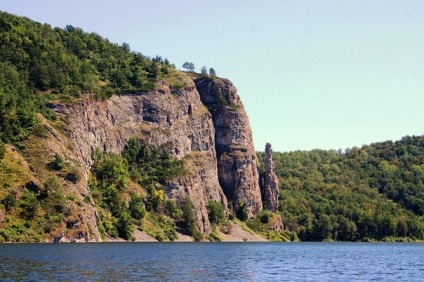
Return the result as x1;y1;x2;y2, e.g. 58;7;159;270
64;166;81;184
123;138;186;185
165;200;182;220
90;140;187;240
0;62;38;144
92;152;128;190
209;68;216;76
46;153;66;171
207;200;226;225
216;88;229;107
0;12;175;103
182;62;195;72
116;211;134;240
180;196;201;240
259;210;270;224
0;141;5;160
43;176;66;213
19;190;38;219
258;135;424;241
2;191;17;212
200;66;208;77
144;213;177;241
236;201;248;221
129;194;146;220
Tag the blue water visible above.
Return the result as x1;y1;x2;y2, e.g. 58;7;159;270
0;242;423;281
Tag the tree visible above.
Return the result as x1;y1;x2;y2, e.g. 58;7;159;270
180;196;201;240
182;62;195;72
236;201;248;221
207;200;225;225
209;68;216;76
121;42;131;52
201;66;208;77
116;211;134;240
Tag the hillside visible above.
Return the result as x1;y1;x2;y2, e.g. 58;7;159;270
256;136;424;241
0;11;266;242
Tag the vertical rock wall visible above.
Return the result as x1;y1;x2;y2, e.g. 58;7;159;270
194;77;263;217
53;80;227;234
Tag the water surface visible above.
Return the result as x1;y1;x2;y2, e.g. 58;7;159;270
1;242;423;281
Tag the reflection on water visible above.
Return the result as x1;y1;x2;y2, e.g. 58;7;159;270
0;242;423;281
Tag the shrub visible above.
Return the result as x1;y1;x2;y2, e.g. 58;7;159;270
165;200;181;219
180;197;200;239
0;141;5;160
116;211;134;240
2;191;17;212
19;190;38;219
236;202;248;221
65;167;81;184
46;153;66;171
44;176;65;213
207;200;225;225
129;195;146;220
260;211;271;224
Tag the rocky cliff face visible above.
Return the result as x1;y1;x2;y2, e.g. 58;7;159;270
193;77;262;217
51;76;262;236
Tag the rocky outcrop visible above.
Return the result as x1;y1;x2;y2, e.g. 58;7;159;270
261;143;279;212
194;77;262;217
51;76;264;235
52;79;227;234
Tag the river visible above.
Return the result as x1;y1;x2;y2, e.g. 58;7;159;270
1;242;423;281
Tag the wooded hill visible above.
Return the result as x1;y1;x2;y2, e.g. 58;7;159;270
257;136;424;241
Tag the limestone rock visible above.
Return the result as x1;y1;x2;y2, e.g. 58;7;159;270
52;80;227;234
261;143;279;212
50;76;263;236
194;77;262;217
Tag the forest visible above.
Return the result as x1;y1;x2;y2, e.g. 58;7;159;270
0;10;179;146
257;136;424;241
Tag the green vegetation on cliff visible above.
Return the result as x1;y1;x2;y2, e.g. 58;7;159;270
89;139;189;241
0;11;179;100
257;135;424;241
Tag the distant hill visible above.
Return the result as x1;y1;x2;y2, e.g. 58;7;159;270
257;135;424;241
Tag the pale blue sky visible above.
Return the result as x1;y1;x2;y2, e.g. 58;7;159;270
2;0;424;152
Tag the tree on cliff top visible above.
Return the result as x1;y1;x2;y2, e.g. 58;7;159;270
182;62;195;72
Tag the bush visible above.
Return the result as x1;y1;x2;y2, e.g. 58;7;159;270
129;195;146;220
180;197;200;239
65;167;81;183
207;200;225;225
2;191;17;212
260;211;271;224
165;200;181;219
46;154;66;171
116;212;134;240
44;176;65;213
236;202;248;221
0;141;5;160
19;190;38;219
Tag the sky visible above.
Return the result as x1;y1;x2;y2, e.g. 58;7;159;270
2;0;424;152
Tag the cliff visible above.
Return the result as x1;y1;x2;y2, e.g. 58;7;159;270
194;77;263;217
51;76;261;237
